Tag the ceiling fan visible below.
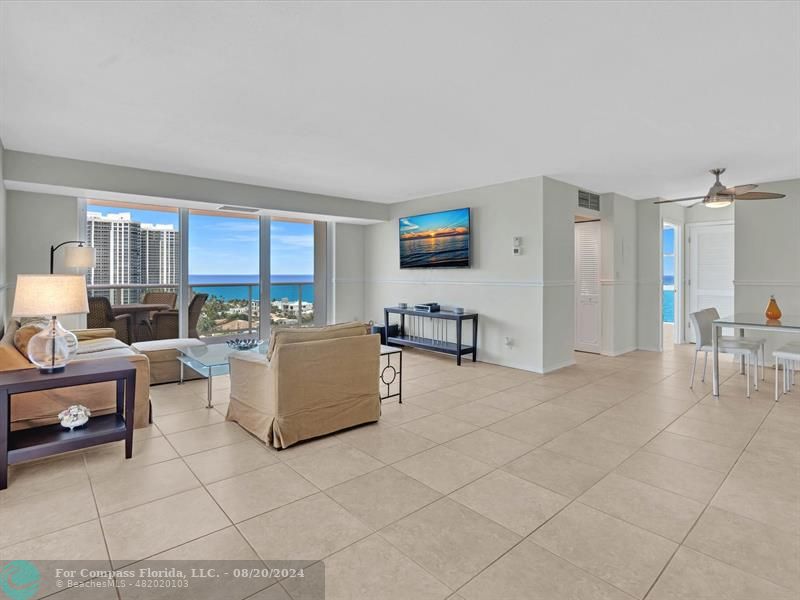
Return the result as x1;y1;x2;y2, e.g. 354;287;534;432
654;168;786;208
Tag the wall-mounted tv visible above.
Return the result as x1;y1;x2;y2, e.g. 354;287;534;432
399;207;471;268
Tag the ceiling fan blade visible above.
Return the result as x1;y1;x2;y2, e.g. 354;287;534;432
653;196;705;205
733;191;786;200
719;184;758;196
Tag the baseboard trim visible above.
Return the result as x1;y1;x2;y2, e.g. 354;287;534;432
540;358;577;373
605;345;639;357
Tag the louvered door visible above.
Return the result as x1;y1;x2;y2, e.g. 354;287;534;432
575;221;602;353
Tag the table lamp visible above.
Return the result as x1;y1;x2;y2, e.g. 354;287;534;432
11;274;90;373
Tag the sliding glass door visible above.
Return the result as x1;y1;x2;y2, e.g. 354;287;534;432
270;218;315;327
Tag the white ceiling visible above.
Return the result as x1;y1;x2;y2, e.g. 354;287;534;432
1;1;798;203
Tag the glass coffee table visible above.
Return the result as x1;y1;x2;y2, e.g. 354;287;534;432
178;343;266;408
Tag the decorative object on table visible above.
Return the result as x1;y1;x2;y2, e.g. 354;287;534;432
414;302;441;313
653;168;786;207
57;404;92;430
49;240;95;274
226;338;264;351
11;274;90;373
398;302;408;309
453;307;465;315
765;295;782;320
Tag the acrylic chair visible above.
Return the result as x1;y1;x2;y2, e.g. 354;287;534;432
689;308;762;398
773;342;800;401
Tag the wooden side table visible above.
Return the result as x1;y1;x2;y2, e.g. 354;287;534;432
0;358;136;490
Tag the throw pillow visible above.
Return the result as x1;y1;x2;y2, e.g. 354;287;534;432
14;323;46;358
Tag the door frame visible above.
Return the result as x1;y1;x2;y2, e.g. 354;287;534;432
684;219;735;342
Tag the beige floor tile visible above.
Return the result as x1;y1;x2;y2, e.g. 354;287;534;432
439;381;499;402
619;392;698;416
398;413;478;443
574;415;662;448
503;381;566;401
327;466;441;529
151;392;211;419
285;535;451;600
578;473;704;542
489;404;589;447
406;390;474;413
472;373;534;391
339;424;435;464
183;439;279;484
207;463;318;522
647;546;795;600
378;401;433;425
166;421;252;456
531;502;676;598
274;435;343;461
666;416;754;450
85;435;178;479
101;488;230;566
475;390;545;414
239;493;372;565
0;520;109;596
685;506;800;592
644;431;740;472
459;539;635;600
286;444;383;489
616;450;726;503
120;527;271;600
444;428;532;467
503;448;607;498
381;498;520;589
1;454;88;501
544;430;639;470
548;394;620;417
0;482;97;548
92;458;200;515
154;406;226;434
601;402;679;429
393;446;493;494
450;470;569;535
712;451;800;533
247;585;292;600
443;400;513;427
746;425;800;464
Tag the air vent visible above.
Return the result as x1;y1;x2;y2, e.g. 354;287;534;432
578;190;600;212
218;205;260;213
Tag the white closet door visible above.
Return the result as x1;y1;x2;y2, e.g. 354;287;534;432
575;221;602;353
686;222;734;342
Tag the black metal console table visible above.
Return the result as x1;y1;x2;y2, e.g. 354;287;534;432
0;358;136;490
384;306;478;366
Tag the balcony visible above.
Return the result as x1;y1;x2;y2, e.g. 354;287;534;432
87;281;314;339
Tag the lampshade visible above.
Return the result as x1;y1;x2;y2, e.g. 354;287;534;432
64;245;96;270
12;274;89;317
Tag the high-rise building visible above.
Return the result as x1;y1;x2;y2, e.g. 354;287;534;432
87;211;177;303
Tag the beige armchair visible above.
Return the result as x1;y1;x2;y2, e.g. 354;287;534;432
226;322;380;449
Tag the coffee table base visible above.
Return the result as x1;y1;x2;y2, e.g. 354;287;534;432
179;361;215;409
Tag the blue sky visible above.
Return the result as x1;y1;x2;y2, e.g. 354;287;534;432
399;208;470;236
89;205;313;275
663;226;675;280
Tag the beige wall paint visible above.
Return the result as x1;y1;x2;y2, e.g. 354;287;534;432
0;138;7;333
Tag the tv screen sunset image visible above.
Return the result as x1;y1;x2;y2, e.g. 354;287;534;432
399;207;470;268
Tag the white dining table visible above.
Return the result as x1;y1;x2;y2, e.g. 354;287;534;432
712;313;800;397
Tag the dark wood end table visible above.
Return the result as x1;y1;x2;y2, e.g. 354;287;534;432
0;358;136;490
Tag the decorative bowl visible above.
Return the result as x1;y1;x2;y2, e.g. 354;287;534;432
58;405;91;430
226;338;264;351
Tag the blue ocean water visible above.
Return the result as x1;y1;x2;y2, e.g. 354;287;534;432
663;289;674;323
189;274;314;302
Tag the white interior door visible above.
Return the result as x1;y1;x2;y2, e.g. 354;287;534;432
575;221;602;353
686;221;734;342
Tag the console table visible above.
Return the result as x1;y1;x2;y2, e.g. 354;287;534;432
384;306;478;366
0;359;136;490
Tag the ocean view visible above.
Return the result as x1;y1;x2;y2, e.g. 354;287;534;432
189;274;314;302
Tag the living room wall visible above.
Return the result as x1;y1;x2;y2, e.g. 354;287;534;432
0;138;7;335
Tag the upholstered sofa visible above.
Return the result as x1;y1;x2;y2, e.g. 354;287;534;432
0;321;151;431
226;322;380;449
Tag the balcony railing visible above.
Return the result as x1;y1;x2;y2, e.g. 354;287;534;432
87;281;314;339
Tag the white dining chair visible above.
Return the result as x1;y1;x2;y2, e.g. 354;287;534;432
773;342;800;401
704;307;767;383
689;308;762;398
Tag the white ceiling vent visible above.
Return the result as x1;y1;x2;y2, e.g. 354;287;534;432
578;190;600;212
218;205;260;213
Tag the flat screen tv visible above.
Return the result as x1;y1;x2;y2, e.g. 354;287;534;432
399;207;471;268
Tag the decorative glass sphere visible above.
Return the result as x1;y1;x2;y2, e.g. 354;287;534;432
27;319;78;373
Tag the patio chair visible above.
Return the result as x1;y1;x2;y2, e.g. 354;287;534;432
87;296;134;345
144;293;208;340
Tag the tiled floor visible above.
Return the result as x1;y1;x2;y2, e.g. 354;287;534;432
2;342;798;599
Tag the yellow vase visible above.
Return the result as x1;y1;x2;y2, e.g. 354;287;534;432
765;295;782;320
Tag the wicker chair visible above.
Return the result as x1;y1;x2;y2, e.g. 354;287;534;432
145;293;208;340
87;296;134;345
141;291;177;309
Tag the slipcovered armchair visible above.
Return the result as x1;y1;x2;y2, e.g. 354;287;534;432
226;322;380;449
144;293;208;340
87;296;134;345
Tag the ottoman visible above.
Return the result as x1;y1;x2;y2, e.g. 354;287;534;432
131;338;206;385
